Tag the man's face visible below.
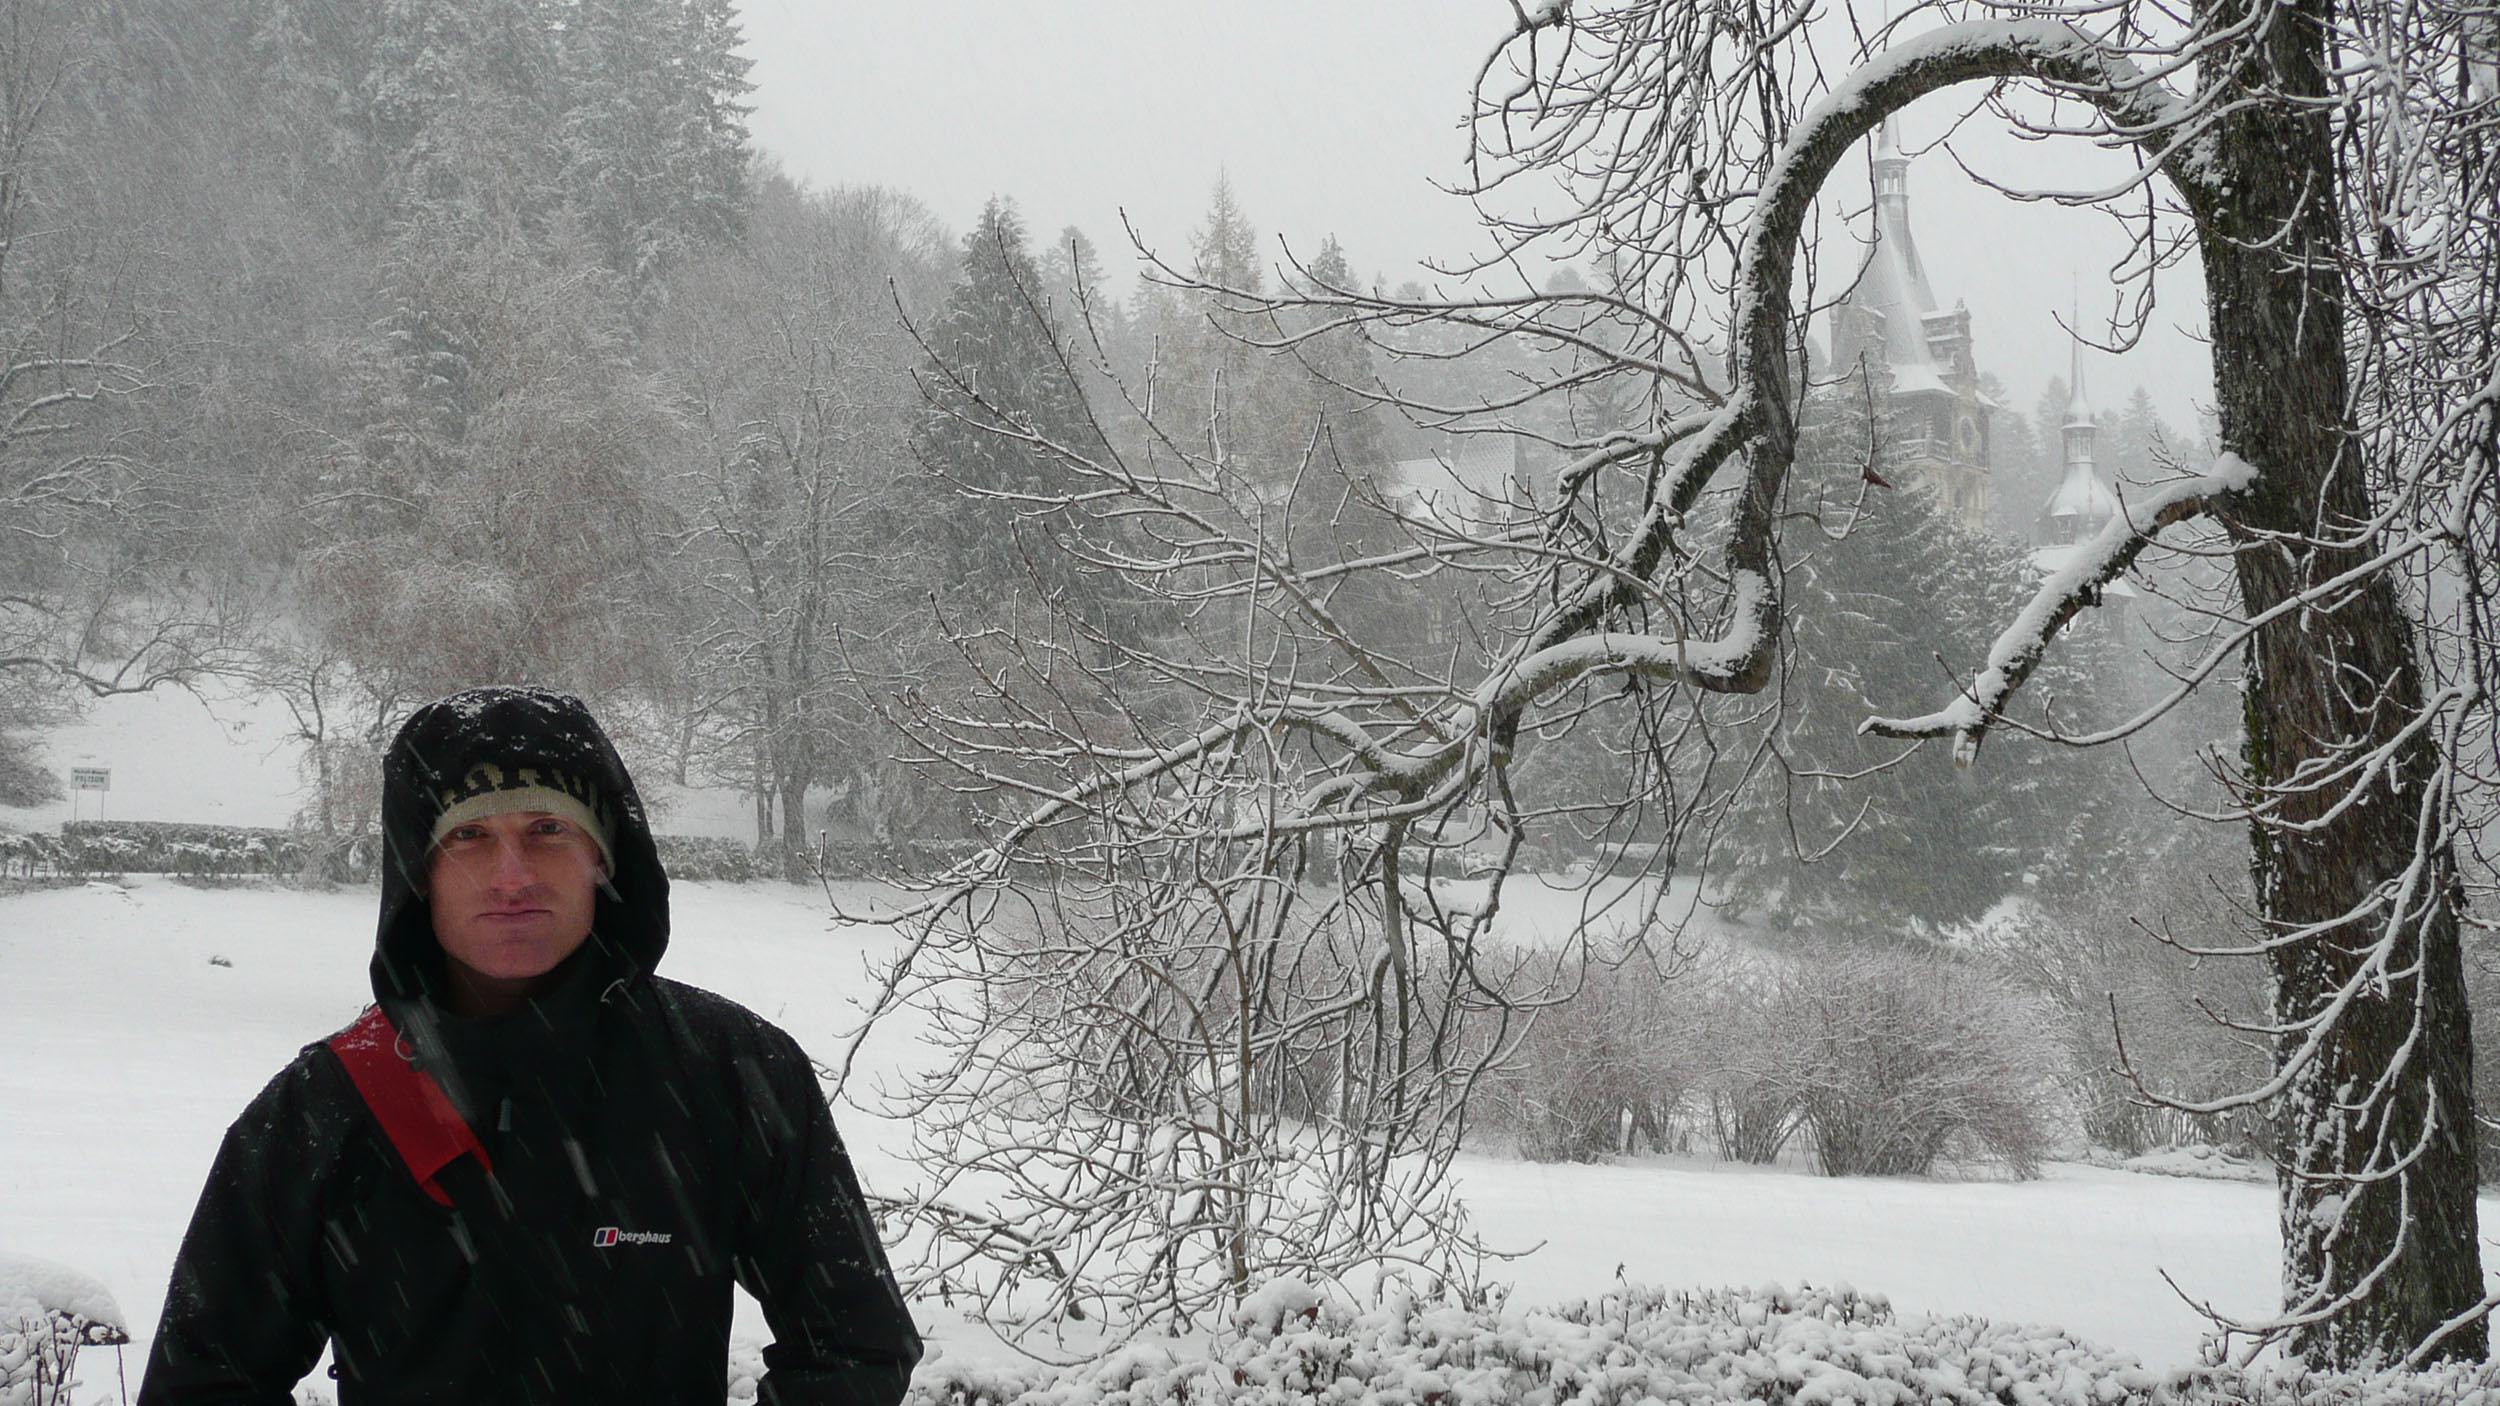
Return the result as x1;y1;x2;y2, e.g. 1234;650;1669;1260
427;810;603;1007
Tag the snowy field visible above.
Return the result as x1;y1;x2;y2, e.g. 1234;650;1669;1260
2;689;2476;1397
4;870;2355;1391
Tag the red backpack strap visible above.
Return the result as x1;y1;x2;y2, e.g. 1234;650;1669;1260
324;1005;493;1208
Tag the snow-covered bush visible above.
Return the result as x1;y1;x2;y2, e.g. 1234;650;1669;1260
1766;946;2067;1178
857;1277;2500;1406
1479;951;1701;1162
1974;896;2275;1165
1476;942;2061;1177
55;821;311;880
1695;966;1803;1164
0;830;64;882
655;834;761;882
0;1253;128;1406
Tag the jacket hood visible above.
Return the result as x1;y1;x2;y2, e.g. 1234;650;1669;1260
373;685;668;1009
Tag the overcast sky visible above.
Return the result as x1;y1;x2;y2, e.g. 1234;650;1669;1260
736;0;2215;442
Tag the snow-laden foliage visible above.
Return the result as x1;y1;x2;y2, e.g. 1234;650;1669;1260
741;1280;2500;1406
0;1251;125;1406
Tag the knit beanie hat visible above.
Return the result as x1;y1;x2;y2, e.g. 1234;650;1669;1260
427;760;617;872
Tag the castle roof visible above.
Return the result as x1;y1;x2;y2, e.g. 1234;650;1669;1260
2042;460;2119;524
1383;437;1529;522
1832;117;1949;388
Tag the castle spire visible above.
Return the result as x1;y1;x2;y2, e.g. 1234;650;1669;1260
2063;287;2093;429
2042;305;2115;548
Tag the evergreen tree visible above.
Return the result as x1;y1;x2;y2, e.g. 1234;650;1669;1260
1280;236;1388;476
912;199;1114;621
560;0;754;288
1713;378;2138;934
1157;175;1296;485
1980;372;2047;541
366;0;566;227
2104;385;2177;486
1042;225;1138;433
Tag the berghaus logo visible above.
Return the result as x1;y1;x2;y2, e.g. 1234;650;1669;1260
591;1226;672;1248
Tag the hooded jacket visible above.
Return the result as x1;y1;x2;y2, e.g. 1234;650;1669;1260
140;687;923;1405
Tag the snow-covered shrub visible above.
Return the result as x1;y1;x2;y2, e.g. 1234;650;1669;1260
1974;896;2275;1165
1479;950;1701;1162
0;830;64;881
0;1253;128;1406
868;1279;2139;1406
861;1276;2500;1406
1695;966;1804;1164
57;821;313;879
1765;946;2067;1178
655;834;761;882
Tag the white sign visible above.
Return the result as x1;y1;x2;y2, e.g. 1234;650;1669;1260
70;767;109;792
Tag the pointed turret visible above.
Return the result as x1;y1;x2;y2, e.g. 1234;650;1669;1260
1820;115;1994;531
1832;115;1943;379
2040;321;2118;549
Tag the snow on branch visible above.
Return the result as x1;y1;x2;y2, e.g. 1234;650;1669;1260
1859;454;2260;761
1514;18;2211;711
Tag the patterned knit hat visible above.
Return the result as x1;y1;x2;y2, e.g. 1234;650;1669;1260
427;760;616;871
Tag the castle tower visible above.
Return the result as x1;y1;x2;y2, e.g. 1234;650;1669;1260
2037;326;2118;549
1826;117;1994;531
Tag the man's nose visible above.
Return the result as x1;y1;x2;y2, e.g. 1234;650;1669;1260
484;836;538;890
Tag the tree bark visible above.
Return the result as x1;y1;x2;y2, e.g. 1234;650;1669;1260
780;773;811;883
2199;0;2483;1364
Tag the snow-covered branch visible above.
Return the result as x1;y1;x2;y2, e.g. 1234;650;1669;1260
1859;454;2260;759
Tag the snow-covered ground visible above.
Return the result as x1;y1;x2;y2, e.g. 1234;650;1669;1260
4;690;2468;1400
1;684;762;841
2;870;2354;1398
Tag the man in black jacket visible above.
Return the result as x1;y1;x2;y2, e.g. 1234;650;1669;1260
140;686;923;1404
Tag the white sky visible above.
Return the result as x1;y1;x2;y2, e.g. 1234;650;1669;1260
737;0;2215;438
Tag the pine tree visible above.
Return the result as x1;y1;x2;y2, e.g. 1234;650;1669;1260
1979;373;2046;541
912;199;1115;621
2105;385;2176;486
559;0;752;288
365;0;565;227
1713;379;2137;934
1278;237;1387;474
1042;225;1138;431
1157;175;1295;485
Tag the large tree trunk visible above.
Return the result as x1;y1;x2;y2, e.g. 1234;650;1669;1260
2201;0;2482;1365
780;775;811;883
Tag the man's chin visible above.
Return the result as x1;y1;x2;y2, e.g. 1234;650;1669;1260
448;927;587;984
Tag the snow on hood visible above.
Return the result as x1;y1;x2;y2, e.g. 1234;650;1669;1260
371;685;669;1010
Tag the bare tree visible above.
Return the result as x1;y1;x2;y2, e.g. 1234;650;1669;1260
844;0;2496;1369
0;0;231;714
656;177;950;874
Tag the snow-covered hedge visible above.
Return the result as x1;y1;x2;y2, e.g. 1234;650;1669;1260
50;822;312;879
780;1281;2500;1406
0;822;939;885
655;834;763;882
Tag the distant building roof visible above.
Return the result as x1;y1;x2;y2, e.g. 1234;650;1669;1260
1831;117;1949;388
1382;437;1529;523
